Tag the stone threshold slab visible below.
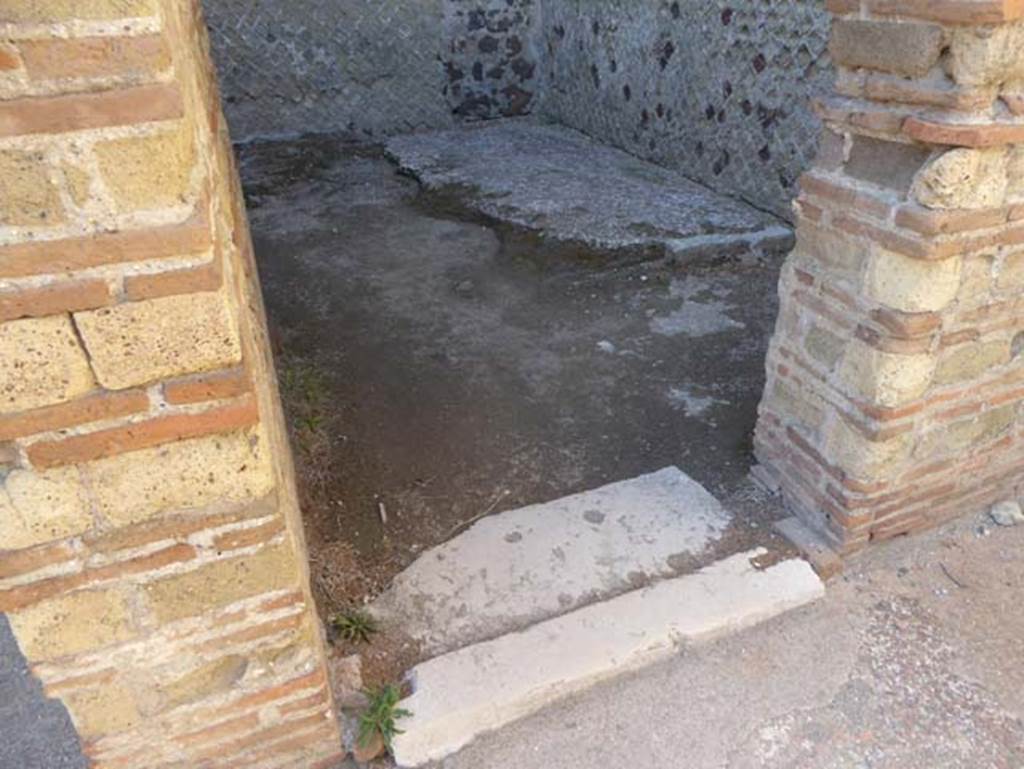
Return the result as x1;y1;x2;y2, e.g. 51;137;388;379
391;548;824;767
371;467;731;656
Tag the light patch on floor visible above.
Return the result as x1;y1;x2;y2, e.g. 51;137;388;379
386;121;790;258
650;277;746;338
667;386;725;416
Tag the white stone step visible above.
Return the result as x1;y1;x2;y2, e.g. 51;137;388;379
391;549;824;767
371;467;731;655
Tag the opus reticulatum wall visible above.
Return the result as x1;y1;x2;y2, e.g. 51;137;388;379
201;0;544;141
201;0;831;219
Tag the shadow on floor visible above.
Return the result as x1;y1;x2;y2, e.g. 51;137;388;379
0;614;87;769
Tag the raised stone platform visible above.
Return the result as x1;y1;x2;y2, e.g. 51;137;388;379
386;121;792;263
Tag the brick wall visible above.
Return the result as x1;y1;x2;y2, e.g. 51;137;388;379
0;1;342;766
756;0;1024;554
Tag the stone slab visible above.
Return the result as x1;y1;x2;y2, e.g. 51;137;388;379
371;467;730;655
385;120;792;259
391;549;825;767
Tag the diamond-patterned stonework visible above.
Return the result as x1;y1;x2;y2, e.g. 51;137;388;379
202;0;829;217
202;0;542;140
539;0;832;220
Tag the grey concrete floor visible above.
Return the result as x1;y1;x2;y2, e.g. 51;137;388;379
422;512;1024;769
240;134;789;612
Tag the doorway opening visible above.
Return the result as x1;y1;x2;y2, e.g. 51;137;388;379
206;0;832;757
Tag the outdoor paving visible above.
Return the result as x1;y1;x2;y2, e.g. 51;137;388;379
429;511;1024;769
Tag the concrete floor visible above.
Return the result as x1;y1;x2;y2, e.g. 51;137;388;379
240;133;789;613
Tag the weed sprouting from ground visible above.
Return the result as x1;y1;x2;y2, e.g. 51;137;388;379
358;684;411;753
280;358;329;405
280;358;329;437
329;608;379;644
278;356;333;487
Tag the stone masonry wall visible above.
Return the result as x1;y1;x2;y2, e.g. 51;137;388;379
444;0;544;121
199;0;831;218
756;0;1024;554
201;0;829;218
201;0;544;141
539;0;833;220
0;1;341;767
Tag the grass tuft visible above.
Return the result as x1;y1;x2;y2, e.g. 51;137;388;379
358;683;412;753
329;609;378;644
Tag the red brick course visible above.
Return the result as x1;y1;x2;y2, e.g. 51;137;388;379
0;389;150;441
0;544;196;612
123;255;222;301
26;396;258;468
0;204;210;278
0;278;114;322
0;83;182;138
163;367;251;406
904;117;1024;148
18;34;170;82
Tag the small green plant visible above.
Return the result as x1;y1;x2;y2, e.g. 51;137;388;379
299;413;324;433
281;360;328;407
329;609;378;644
358;683;411;753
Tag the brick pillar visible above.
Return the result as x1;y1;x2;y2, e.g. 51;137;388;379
756;0;1024;555
0;2;342;767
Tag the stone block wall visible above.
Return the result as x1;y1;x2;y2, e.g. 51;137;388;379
201;0;544;140
539;0;833;220
0;1;341;767
756;0;1024;554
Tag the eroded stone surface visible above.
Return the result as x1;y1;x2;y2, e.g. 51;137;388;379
391;550;823;766
1;467;91;550
386;120;791;260
84;429;273;526
371;467;731;655
0;316;95;414
74;292;241;390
